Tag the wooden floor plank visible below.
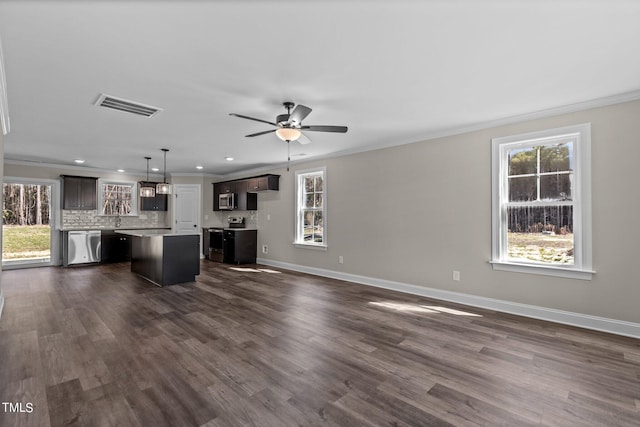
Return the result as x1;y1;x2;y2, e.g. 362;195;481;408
0;261;639;426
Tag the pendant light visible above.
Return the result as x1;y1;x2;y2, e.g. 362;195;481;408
156;148;172;194
140;156;156;197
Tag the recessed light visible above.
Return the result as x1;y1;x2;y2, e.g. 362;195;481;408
225;157;234;161
196;165;203;170
151;167;159;172
117;169;125;173
74;159;85;164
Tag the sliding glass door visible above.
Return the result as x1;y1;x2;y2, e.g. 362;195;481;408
2;178;59;269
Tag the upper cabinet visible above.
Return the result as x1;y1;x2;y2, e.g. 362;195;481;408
234;180;255;211
61;175;97;210
139;181;168;211
247;175;279;192
213;181;234;211
213;174;279;211
217;181;236;194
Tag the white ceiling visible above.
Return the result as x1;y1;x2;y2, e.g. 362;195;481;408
1;0;639;177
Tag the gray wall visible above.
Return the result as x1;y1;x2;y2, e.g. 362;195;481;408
255;99;640;324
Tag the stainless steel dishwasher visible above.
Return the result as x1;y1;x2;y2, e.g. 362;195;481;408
63;230;101;266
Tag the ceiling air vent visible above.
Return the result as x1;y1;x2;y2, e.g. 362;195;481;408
94;94;162;118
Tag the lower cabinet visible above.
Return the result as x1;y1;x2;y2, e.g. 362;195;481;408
223;229;257;264
100;230;131;263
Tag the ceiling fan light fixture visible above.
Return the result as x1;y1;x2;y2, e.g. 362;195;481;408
275;127;301;142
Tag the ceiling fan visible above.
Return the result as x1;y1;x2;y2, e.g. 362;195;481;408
229;101;348;145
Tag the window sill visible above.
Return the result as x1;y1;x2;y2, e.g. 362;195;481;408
490;261;595;280
293;242;328;251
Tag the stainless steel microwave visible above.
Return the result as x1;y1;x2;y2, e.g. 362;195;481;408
218;193;236;210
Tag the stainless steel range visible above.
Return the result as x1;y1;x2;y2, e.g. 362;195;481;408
204;217;245;262
227;216;245;228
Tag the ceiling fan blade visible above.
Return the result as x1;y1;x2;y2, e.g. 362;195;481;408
297;133;312;145
245;129;277;137
229;113;277;126
301;125;348;133
288;104;312;125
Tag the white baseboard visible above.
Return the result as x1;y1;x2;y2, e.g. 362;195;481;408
257;258;640;339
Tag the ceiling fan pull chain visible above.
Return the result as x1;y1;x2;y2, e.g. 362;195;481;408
287;140;291;172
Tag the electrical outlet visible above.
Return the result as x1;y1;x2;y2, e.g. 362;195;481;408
267;214;271;221
338;255;344;264
453;270;461;281
262;245;268;254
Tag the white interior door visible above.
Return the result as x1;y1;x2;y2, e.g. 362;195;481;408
173;184;201;235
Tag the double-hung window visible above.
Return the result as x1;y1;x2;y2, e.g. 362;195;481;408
491;123;593;279
99;180;137;216
294;167;326;248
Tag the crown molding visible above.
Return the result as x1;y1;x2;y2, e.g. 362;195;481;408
323;89;640;161
170;172;225;179
3;158;163;179
0;36;10;135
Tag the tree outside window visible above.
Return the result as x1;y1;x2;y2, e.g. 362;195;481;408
491;123;593;279
100;181;137;216
295;167;326;247
506;142;574;264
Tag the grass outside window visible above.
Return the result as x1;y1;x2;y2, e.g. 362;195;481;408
2;225;51;260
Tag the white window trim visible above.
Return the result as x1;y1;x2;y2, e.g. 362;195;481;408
97;179;138;216
293;166;328;250
491;123;594;280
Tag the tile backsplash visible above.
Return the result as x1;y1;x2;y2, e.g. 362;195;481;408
62;210;169;230
209;211;258;228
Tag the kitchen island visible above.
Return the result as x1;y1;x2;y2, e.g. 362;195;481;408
116;229;200;286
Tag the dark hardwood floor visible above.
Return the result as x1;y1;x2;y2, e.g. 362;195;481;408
0;261;639;426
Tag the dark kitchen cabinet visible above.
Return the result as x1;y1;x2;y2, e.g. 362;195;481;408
247;175;279;192
235;180;248;211
246;192;257;211
100;230;131;263
217;181;236;194
62;175;97;210
212;174;278;211
223;229;257;264
213;181;236;211
139;181;168;211
234;181;258;211
213;181;257;211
